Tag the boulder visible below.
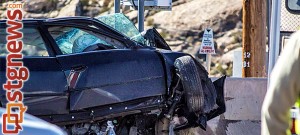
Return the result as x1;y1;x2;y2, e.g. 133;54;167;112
57;0;82;17
220;47;242;64
99;0;111;7
216;28;242;49
24;0;56;13
151;0;242;33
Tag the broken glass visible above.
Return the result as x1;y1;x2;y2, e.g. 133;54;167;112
95;13;146;45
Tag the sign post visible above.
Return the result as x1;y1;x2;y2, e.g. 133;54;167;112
206;54;212;74
119;0;172;32
138;0;145;32
114;0;120;13
199;28;215;74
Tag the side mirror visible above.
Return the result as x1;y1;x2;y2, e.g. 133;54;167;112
286;0;300;14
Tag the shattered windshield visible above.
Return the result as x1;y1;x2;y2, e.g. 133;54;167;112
95;13;146;45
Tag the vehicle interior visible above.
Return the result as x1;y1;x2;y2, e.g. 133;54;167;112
48;26;126;54
0;27;48;56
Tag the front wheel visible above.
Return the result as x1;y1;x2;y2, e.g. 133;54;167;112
174;56;205;113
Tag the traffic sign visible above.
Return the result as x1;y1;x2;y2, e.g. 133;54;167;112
199;28;215;54
121;0;172;11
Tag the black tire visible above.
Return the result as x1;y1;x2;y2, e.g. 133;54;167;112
174;56;204;113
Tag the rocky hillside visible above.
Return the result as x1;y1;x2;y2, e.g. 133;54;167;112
0;0;242;76
149;0;242;76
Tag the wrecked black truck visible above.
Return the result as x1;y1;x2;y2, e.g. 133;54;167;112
0;13;225;134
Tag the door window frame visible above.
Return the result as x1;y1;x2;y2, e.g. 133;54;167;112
0;21;57;57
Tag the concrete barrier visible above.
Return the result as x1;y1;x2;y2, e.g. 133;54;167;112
180;77;268;135
224;77;267;121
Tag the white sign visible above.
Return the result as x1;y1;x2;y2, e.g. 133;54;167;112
122;0;172;11
199;28;215;54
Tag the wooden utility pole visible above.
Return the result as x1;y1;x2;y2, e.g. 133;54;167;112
242;0;267;77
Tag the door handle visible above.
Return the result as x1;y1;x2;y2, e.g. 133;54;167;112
71;65;87;72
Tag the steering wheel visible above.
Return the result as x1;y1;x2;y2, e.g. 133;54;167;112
82;43;115;52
